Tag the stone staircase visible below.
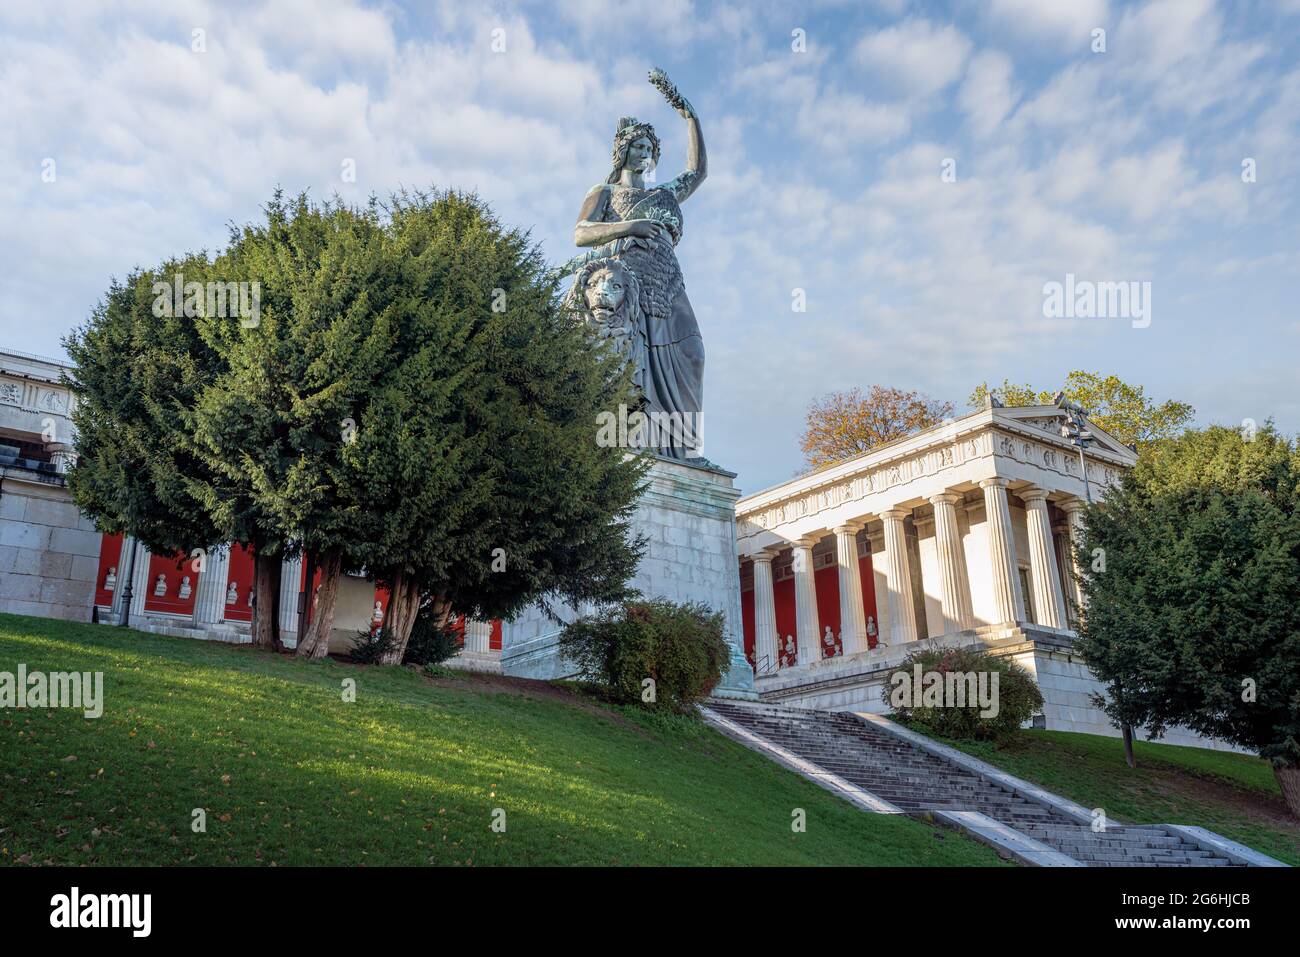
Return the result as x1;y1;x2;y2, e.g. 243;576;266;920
706;700;1241;867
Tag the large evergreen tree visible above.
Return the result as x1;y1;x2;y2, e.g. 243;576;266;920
1075;424;1300;815
339;191;646;662
68;189;645;662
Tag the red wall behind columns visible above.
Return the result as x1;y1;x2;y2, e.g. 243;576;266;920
859;552;880;649
224;544;255;622
773;576;796;665
740;586;755;665
741;555;877;664
814;564;842;657
94;533;123;607
142;551;199;616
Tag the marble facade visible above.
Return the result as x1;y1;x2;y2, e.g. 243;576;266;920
733;403;1242;750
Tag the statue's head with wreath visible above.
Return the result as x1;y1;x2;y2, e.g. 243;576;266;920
606;116;662;184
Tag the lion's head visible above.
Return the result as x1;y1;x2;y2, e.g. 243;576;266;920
568;257;643;336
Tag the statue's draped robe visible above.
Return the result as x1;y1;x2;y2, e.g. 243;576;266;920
588;184;705;459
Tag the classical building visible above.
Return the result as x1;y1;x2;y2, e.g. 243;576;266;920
92;533;503;669
0;349;100;620
733;401;1230;749
0;348;501;671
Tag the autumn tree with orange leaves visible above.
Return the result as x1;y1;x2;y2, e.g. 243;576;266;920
800;386;954;471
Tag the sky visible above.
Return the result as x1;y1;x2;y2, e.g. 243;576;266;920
4;0;1299;492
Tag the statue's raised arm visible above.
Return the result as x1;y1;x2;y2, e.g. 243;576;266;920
649;68;707;203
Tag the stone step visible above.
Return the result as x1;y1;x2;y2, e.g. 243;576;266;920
706;700;1240;868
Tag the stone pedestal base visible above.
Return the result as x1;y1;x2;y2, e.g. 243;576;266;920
502;456;756;699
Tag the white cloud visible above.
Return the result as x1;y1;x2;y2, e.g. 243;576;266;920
3;0;1298;487
985;0;1109;46
854;18;973;98
1115;0;1267;115
958;50;1017;138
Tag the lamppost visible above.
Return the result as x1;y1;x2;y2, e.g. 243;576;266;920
1053;391;1095;503
117;537;139;627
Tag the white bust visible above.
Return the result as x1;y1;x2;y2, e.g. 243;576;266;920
153;573;167;596
866;615;877;637
226;581;238;604
373;600;384;623
178;575;192;600
104;566;117;592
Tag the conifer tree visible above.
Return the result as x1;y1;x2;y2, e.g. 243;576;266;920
1076;424;1300;814
339;191;646;662
68;189;645;663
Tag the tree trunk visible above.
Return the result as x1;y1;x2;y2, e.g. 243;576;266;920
251;553;282;650
1275;764;1300;819
1122;723;1137;769
296;548;343;659
377;570;439;665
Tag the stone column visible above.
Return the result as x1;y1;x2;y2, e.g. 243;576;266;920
129;544;152;619
464;618;492;654
751;550;779;675
928;493;975;633
979;478;1026;624
791;536;822;666
1058;497;1088;618
879;509;918;645
278;555;304;638
192;546;231;626
1020;487;1068;629
867;528;890;646
108;536;131;618
1052;520;1074;625
833;524;868;655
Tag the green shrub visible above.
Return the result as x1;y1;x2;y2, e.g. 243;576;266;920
349;606;461;668
558;599;730;713
882;645;1043;742
404;611;461;668
350;627;397;664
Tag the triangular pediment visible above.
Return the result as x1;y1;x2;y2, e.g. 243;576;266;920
991;404;1138;465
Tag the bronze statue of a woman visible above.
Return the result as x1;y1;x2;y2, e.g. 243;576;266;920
571;69;707;459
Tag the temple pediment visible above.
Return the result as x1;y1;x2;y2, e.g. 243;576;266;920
991;405;1138;466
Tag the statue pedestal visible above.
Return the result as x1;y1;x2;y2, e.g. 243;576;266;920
501;456;757;699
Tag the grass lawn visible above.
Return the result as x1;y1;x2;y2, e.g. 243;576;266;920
0;613;1006;867
914;725;1300;865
